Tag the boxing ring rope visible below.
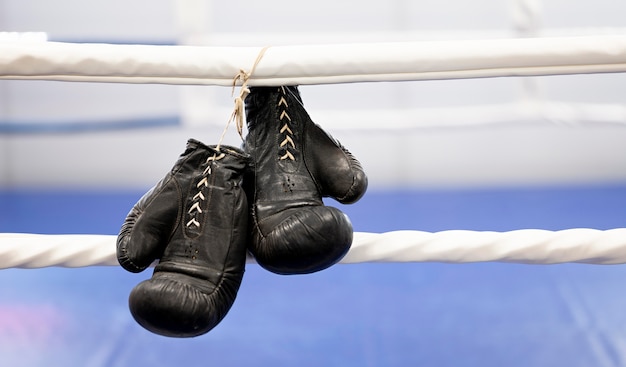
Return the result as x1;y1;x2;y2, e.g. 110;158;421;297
1;35;626;85
2;229;626;269
2;35;626;268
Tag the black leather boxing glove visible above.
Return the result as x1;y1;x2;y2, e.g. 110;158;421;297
116;140;249;337
243;86;367;275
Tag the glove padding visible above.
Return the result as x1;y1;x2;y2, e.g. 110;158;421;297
117;140;249;337
244;86;367;275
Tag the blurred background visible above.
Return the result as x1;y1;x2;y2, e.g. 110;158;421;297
1;0;626;366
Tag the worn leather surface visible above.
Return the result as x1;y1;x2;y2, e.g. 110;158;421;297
116;140;249;337
244;86;367;275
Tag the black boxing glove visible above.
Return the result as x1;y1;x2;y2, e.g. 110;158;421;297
243;86;367;275
117;140;249;337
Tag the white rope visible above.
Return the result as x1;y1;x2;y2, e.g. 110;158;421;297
0;233;116;269
1;35;626;85
342;229;626;265
2;228;626;269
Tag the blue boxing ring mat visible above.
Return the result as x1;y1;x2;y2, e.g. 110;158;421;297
2;185;626;367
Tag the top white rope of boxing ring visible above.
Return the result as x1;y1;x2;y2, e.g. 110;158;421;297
2;35;626;268
1;35;626;85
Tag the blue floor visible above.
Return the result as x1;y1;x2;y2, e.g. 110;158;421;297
1;185;626;367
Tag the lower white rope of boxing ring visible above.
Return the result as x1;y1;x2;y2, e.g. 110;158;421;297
1;229;626;269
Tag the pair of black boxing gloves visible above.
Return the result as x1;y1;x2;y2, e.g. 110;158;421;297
116;86;368;337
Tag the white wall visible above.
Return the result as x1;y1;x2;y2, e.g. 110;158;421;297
1;0;626;190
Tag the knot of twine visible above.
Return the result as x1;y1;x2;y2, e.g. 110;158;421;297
216;46;270;151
